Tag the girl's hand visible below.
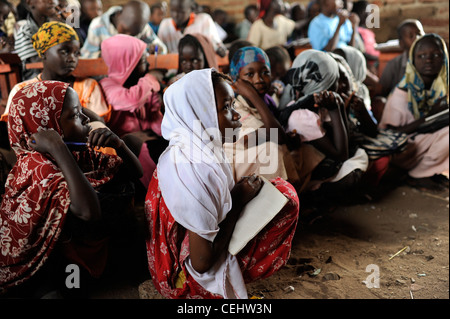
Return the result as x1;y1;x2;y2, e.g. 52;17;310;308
348;95;366;116
429;96;449;116
315;91;344;110
28;130;65;155
232;174;263;206
233;78;259;98
88;127;124;150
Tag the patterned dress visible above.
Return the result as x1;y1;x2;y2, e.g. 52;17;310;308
144;170;299;299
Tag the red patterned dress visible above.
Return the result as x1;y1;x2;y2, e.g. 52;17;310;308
145;170;300;299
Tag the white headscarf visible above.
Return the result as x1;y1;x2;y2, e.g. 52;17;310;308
290;49;340;95
157;68;247;298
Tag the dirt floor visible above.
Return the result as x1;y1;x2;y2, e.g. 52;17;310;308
82;169;449;300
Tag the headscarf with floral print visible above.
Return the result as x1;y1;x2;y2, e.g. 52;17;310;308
0;81;121;293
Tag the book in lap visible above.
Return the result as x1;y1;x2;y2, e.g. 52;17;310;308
228;176;288;256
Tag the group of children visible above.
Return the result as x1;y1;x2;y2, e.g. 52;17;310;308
0;0;448;300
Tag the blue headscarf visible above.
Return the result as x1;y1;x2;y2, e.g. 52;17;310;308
229;46;271;81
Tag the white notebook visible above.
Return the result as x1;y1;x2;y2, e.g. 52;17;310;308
228;176;289;256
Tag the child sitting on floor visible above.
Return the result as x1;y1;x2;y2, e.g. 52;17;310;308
225;46;299;184
279;49;369;194
379;33;449;191
144;68;299;299
0;80;142;298
100;34;167;189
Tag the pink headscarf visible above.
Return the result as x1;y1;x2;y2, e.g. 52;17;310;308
101;34;147;86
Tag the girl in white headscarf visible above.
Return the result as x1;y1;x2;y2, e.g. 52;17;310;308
144;69;299;299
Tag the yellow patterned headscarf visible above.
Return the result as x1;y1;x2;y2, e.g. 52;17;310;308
32;21;80;58
397;33;449;119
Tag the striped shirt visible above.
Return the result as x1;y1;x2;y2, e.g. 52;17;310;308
13;15;39;63
157;13;223;53
81;6;167;59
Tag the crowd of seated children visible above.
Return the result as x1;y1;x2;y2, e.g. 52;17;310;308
144;68;299;299
2;21;110;124
0;0;448;299
0;80;142;298
157;0;226;57
81;0;167;58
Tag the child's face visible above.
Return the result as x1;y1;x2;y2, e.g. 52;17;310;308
0;3;11;28
413;37;444;79
60;87;91;143
247;8;258;23
239;61;272;96
179;44;204;74
321;0;343;16
270;0;284;15
400;24;424;52
125;53;149;87
150;7;166;25
28;0;58;18
43;40;80;78
170;0;192;28
81;0;102;20
214;78;242;143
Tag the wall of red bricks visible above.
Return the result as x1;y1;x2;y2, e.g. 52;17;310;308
9;0;449;43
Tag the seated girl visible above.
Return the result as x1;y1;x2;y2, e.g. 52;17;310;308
144;68;299;299
379;34;449;191
167;33;218;85
225;46;299;184
1;21;111;124
279;49;369;194
100;34;167;189
0;81;142;297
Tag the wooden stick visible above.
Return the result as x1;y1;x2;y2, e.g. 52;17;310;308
389;246;409;260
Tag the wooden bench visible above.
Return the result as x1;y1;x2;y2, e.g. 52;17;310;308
25;53;230;78
0;53;22;109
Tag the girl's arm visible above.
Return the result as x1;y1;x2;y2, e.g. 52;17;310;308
188;175;263;273
233;79;288;145
309;91;349;162
88;127;144;179
348;95;378;138
28;130;101;221
323;11;347;51
104;74;161;112
387;96;448;134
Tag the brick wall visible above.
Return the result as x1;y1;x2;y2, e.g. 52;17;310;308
9;0;448;43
